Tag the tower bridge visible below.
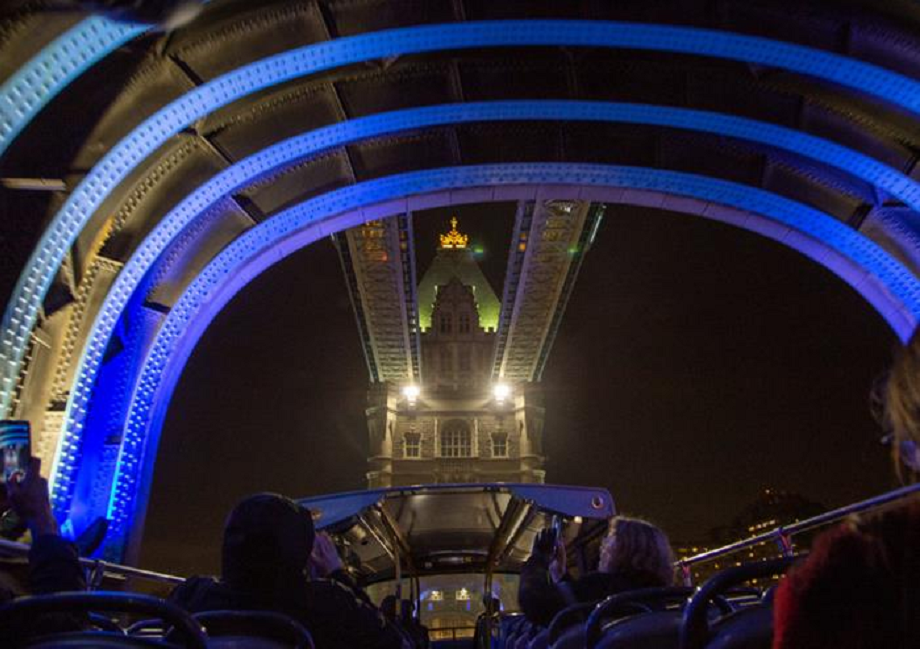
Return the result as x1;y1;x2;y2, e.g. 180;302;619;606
1;0;920;561
335;203;601;487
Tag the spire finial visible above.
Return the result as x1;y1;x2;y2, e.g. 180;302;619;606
439;217;469;249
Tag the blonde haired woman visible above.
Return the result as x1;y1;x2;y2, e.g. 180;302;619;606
772;329;920;649
883;329;920;480
519;515;675;627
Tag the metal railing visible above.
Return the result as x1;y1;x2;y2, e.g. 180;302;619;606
675;482;920;583
1;483;917;592
0;538;183;588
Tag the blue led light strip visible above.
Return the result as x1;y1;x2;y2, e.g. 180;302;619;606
6;19;920;417
103;163;920;547
52;99;920;511
0;17;144;157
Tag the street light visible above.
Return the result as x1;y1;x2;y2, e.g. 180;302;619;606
493;383;511;404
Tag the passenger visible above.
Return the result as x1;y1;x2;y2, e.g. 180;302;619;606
0;456;86;642
380;594;398;622
168;493;405;649
772;501;920;649
399;599;430;649
881;328;920;481
518;515;675;627
4;457;85;596
773;329;920;649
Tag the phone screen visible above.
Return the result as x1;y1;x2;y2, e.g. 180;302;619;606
0;420;30;484
551;514;563;540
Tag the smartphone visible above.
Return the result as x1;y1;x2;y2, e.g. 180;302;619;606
0;420;30;484
551;514;563;541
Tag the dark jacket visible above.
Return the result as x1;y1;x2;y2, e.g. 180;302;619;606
168;494;402;649
518;555;665;627
28;534;86;595
169;570;403;649
0;534;87;642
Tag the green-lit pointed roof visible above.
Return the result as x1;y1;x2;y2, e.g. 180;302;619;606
417;220;500;332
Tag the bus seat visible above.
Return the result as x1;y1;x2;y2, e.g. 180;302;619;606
527;627;550;649
193;610;314;649
595;610;681;649
20;633;177;648
549;624;585;649
705;604;773;649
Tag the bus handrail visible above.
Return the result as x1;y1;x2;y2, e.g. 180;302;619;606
676;482;920;569
2;483;917;589
0;537;184;586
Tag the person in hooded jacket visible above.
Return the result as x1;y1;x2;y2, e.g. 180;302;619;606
168;492;404;649
518;515;676;627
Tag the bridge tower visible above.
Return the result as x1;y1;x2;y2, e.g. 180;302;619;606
370;218;545;486
336;200;602;487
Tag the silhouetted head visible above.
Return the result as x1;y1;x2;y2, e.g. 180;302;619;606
379;595;398;621
399;599;415;624
221;493;315;596
774;501;920;649
599;516;675;586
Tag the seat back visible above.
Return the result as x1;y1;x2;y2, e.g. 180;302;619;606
549;624;585;649
194;610;314;649
680;558;793;649
0;591;206;649
22;632;178;648
527;627;550;649
596;610;682;649
706;604;773;649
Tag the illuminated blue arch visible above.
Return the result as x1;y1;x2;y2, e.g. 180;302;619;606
79;163;918;556
0;17;144;157
6;18;920;415
50;99;920;514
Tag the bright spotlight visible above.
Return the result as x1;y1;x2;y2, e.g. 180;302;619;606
402;385;420;405
493;384;511;403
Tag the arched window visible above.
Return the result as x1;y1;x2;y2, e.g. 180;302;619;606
440;420;471;458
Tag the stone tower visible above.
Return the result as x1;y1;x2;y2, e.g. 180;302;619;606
366;218;545;487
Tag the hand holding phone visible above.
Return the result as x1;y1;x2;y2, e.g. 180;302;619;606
6;456;57;537
0;420;30;485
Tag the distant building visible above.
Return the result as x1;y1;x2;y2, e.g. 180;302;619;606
366;218;546;487
675;488;825;584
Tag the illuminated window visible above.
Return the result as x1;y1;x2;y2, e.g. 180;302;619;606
429;590;444;602
458;313;471;333
440;421;471;458
404;432;421;458
455;588;471;601
439;313;452;334
491;432;508;458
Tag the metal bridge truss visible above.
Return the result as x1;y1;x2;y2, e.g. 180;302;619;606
334;215;421;384
492;199;602;383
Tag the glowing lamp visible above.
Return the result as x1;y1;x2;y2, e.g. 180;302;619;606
402;384;420;405
493;383;511;403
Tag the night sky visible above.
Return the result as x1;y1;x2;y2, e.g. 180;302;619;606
140;203;897;576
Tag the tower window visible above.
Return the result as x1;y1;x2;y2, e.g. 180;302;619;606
458;313;471;334
439;313;452;334
404;432;421;458
491;432;508;458
440;421;471;458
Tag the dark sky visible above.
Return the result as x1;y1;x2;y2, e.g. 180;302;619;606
140;203;897;576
